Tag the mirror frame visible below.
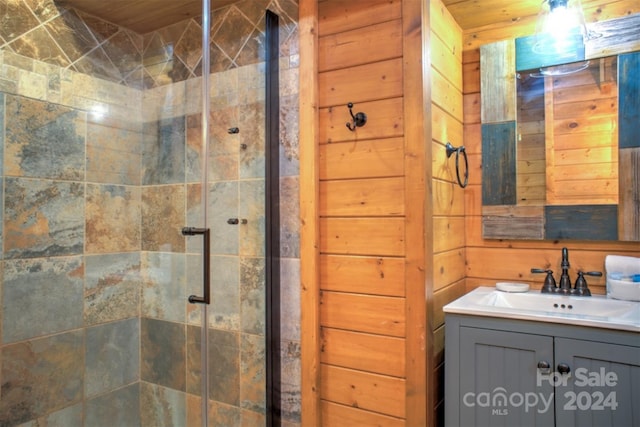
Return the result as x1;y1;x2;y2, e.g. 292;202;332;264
480;13;640;241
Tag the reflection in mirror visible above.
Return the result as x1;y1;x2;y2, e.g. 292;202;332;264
480;13;640;241
516;56;619;207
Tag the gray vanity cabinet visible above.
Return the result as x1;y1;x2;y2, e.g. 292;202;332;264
554;338;640;426
445;314;640;427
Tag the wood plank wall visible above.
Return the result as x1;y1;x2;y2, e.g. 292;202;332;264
429;0;466;425
316;1;411;425
301;1;640;426
463;1;640;295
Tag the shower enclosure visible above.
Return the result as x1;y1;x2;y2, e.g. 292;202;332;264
0;0;300;425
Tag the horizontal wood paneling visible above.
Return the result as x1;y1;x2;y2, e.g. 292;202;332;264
432;141;457;183
463;92;481;125
466;212;640;251
465;246;622;288
433;249;466;291
320;364;406;418
319;19;403;72
319;218;405;256
320;291;405;337
321;401;404;427
431;69;464;123
319;177;405;217
319;137;404;180
431;31;463;92
320;328;405;377
318;0;402;36
433;280;466;328
431;4;465;421
320;254;405;297
432;104;464;146
317;1;410;423
432;179;465;216
433;217;465;253
318;58;404;108
482;205;545;240
319;98;404;144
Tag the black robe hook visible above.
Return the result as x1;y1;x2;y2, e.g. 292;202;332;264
346;102;367;131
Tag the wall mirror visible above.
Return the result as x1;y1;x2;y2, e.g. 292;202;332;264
480;13;640;241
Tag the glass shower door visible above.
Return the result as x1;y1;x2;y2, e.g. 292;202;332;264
0;0;272;425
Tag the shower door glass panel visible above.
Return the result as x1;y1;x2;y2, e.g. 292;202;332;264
0;0;268;425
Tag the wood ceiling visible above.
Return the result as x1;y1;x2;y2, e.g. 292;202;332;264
56;0;237;34
57;0;637;35
443;0;545;29
57;0;545;34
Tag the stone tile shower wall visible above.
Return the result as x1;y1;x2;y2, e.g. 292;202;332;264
0;64;144;425
0;0;301;426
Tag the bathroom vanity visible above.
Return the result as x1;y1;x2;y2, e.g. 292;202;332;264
444;288;640;427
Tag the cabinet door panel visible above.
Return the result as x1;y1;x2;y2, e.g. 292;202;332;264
555;338;640;427
459;327;555;427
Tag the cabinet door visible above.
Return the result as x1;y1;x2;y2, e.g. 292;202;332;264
459;327;555;427
555;338;640;427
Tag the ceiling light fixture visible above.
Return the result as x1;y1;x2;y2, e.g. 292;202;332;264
533;0;595;55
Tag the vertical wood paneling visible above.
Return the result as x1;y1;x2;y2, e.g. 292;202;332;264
619;51;640;149
481;122;517;205
480;40;516;123
618;147;640;241
404;0;430;424
299;0;320;424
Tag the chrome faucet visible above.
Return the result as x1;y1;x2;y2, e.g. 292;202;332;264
531;247;602;296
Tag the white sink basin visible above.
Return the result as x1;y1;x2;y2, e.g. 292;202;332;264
444;286;640;332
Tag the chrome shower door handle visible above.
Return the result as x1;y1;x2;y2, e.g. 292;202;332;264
182;227;210;305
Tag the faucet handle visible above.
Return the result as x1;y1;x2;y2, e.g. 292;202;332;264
532;268;557;293
573;271;602;296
